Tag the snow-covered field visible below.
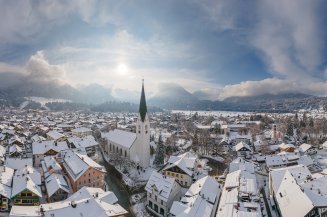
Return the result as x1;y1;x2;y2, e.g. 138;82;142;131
25;96;71;105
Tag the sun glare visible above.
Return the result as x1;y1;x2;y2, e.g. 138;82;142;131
116;63;129;75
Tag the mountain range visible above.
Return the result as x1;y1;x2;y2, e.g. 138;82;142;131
0;79;326;112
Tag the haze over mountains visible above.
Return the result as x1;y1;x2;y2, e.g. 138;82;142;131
0;78;325;112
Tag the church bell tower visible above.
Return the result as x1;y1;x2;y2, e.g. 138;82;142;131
135;79;150;168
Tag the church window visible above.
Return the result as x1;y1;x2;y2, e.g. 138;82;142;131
125;150;127;157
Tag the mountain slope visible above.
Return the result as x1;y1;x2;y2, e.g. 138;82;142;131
149;83;198;109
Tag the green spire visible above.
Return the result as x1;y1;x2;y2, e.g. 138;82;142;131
139;79;147;122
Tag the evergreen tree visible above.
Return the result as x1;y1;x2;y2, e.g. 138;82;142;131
154;134;165;165
309;117;314;128
286;119;294;137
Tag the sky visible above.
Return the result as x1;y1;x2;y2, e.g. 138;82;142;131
0;0;327;100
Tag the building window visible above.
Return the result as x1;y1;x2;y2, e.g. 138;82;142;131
161;200;163;205
149;200;153;208
160;208;164;215
155;195;157;201
154;204;158;213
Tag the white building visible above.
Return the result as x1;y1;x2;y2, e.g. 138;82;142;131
145;171;182;217
299;143;317;155
9;187;128;217
269;165;327;217
216;163;262;217
102;81;151;168
162;152;207;187
170;176;221;217
234;141;252;159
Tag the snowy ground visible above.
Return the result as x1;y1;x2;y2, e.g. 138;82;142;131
102;150;157;190
130;193;151;217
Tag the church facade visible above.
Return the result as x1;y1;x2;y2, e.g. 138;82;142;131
102;81;151;168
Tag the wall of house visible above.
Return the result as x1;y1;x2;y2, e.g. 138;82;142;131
12;190;40;206
164;170;192;187
70;167;106;192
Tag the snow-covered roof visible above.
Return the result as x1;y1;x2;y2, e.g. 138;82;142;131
45;173;69;198
11;166;42;198
46;130;65;140
170;176;221;217
10;190;128;217
145;171;177;202
299;143;313;153
269;165;320;217
5;158;33;170
216;169;260;217
32;140;68;155
102;129;136;149
41;156;62;173
68;187;118;205
72;127;92;133
163;152;197;176
235;141;251;152
67;135;98;148
63;152;105;181
229;158;255;174
0;166;15;187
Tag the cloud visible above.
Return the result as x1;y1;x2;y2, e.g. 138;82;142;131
0;0;105;43
217;78;327;100
251;0;324;79
0;50;66;89
26;51;66;83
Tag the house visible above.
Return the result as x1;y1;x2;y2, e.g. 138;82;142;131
32;140;68;167
279;143;296;152
269;165;327;217
62;151;106;192
67;135;98;157
216;169;261;217
234;141;252;158
11;166;42;206
170;176;221;217
265;153;299;170
44;173;70;202
9;187;128;217
46;130;66;142
145;171;181;217
8;144;23;158
299;143;317;155
0;166;14;211
72;127;92;137
162;152;206;187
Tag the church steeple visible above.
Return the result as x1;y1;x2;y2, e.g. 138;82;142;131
139;79;147;122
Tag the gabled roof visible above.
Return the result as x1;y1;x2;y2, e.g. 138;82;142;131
102;129;136;149
32;140;68;155
145;171;177;202
170;176;221;217
235;141;251;151
63;152;105;181
45;173;69;198
11;166;42;198
163;152;196;176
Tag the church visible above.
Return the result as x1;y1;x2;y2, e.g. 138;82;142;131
102;81;151;168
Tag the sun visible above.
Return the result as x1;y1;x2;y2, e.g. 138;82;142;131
116;63;129;75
